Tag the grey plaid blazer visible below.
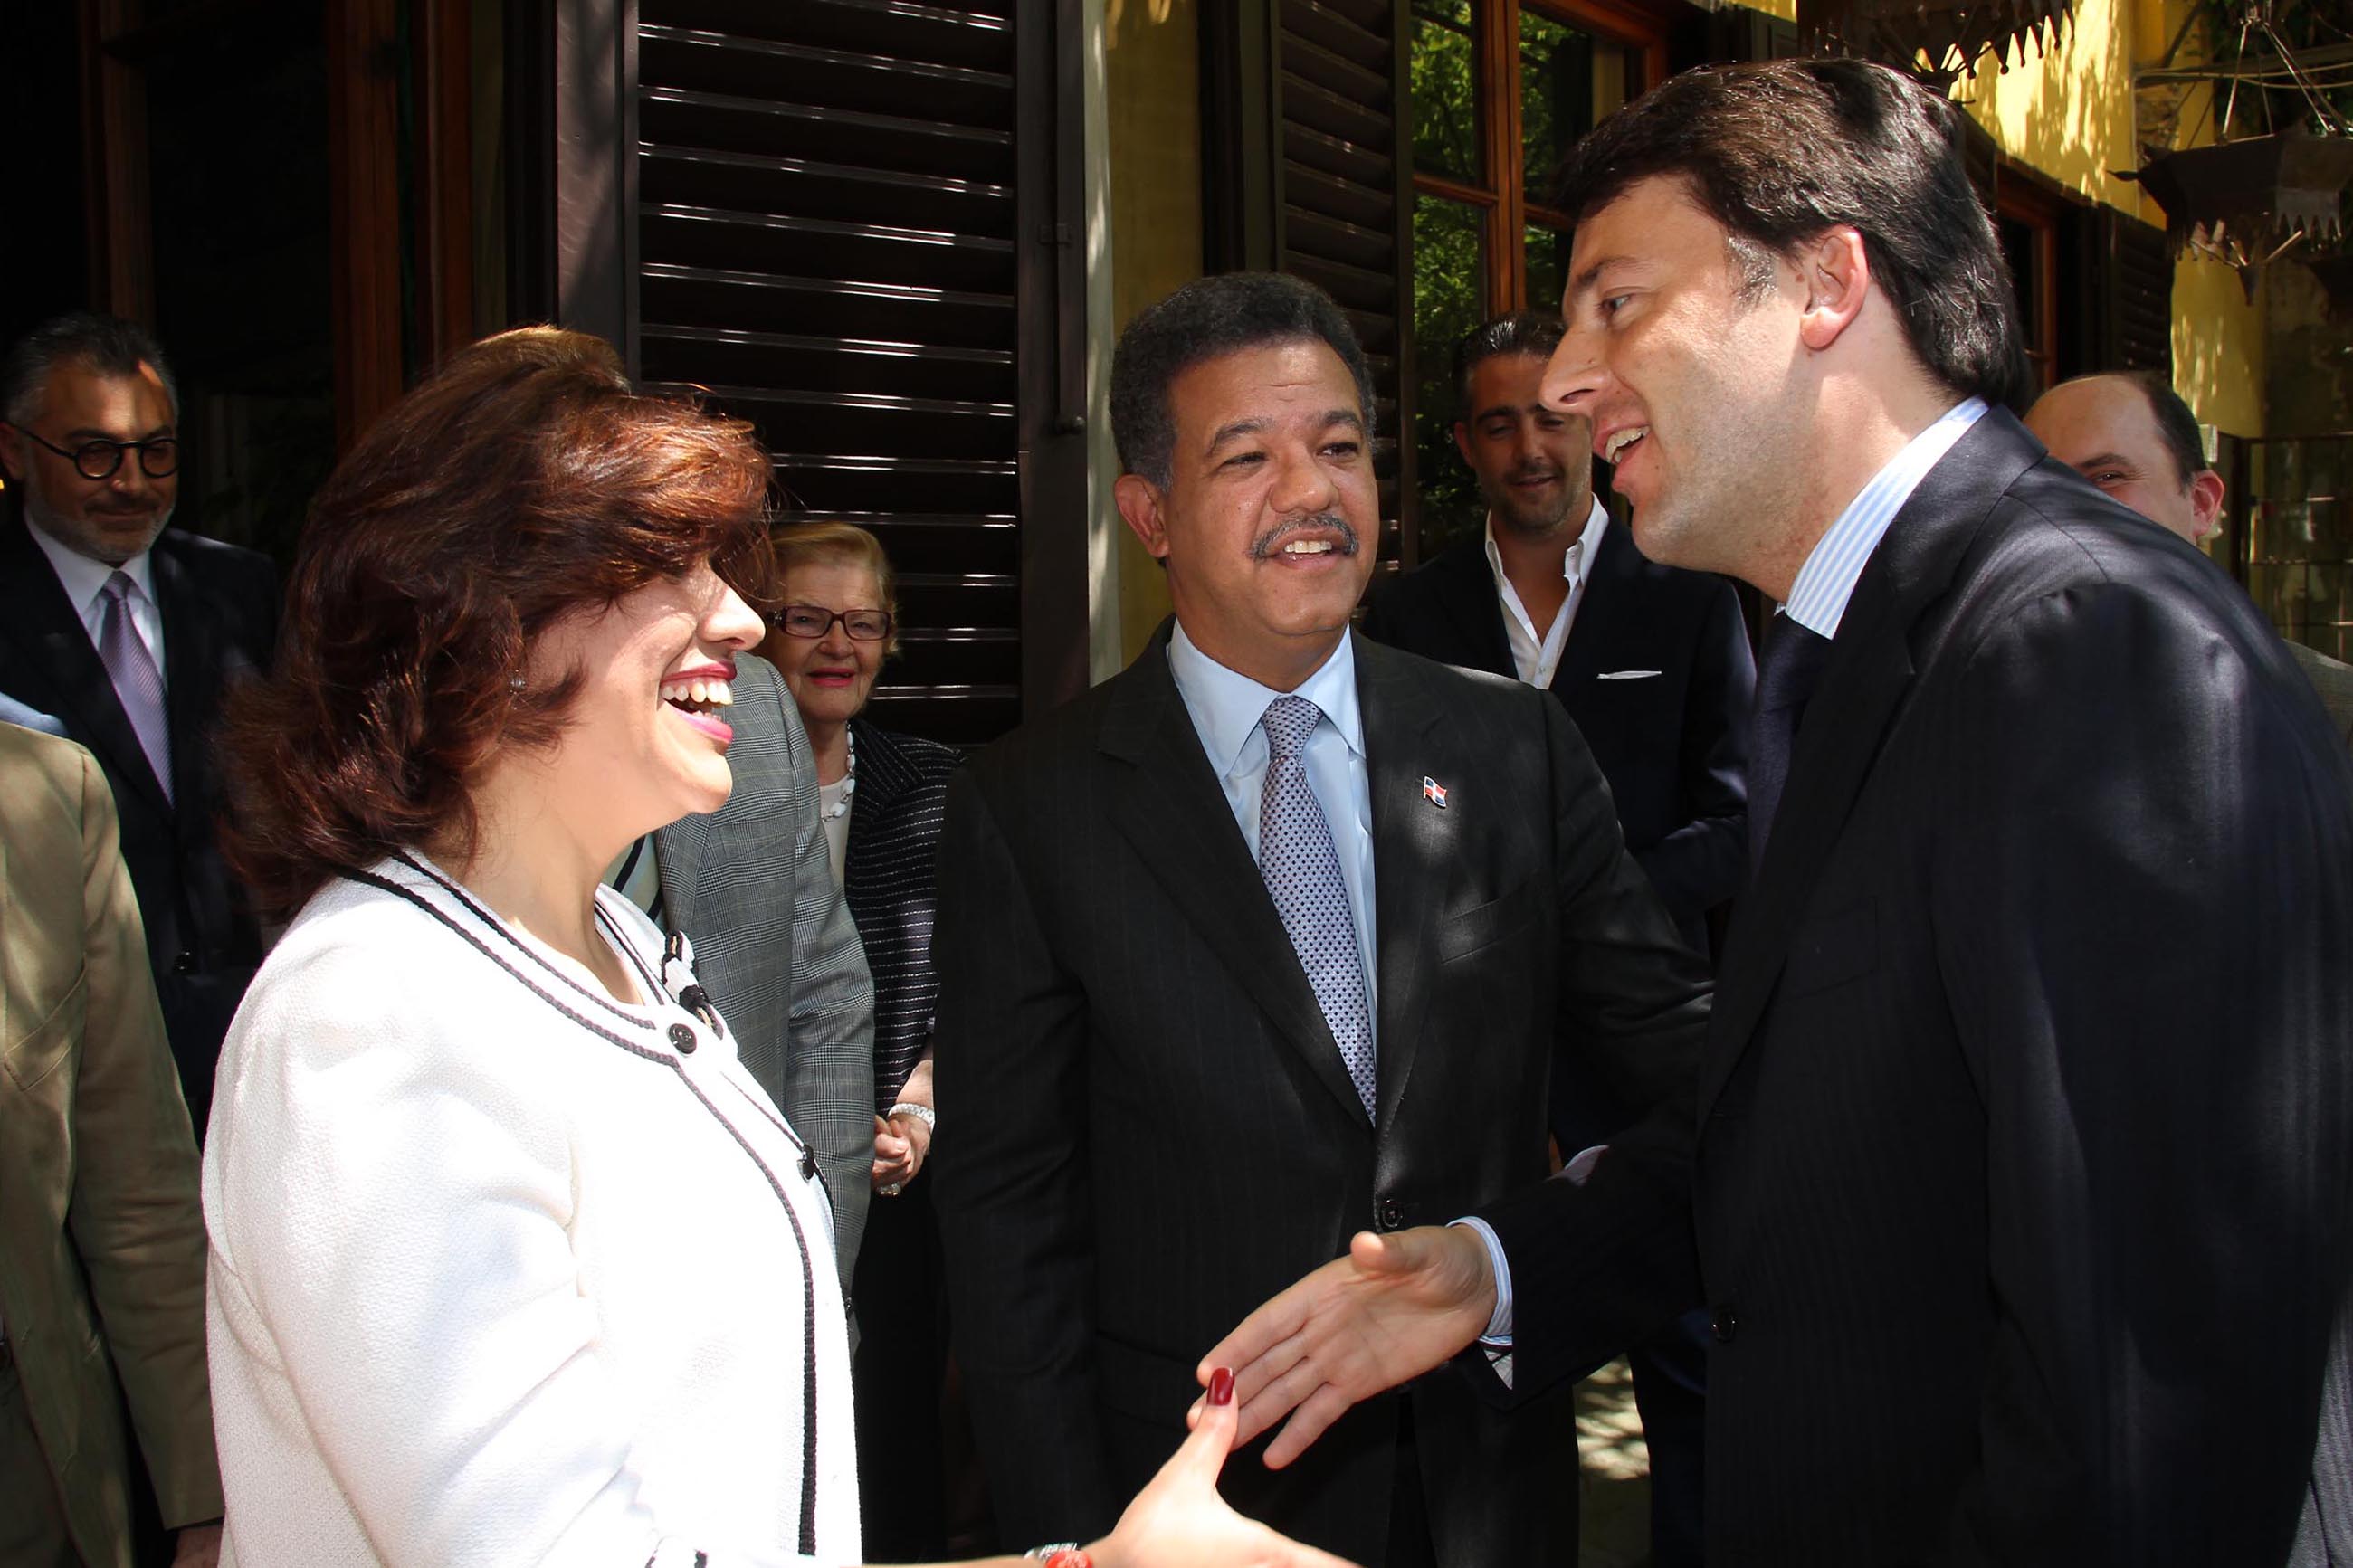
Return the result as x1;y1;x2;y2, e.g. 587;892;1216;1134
655;653;876;1287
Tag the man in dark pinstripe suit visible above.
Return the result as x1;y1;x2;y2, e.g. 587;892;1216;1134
931;273;1711;1567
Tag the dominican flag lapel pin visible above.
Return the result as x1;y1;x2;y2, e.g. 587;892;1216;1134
1422;776;1449;809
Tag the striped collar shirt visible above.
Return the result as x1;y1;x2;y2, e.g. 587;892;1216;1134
1781;397;1986;639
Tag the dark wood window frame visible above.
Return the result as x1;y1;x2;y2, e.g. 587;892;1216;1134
1409;0;1666;318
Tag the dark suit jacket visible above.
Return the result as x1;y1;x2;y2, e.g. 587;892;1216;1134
843;717;962;1110
1361;519;1754;955
0;517;278;1136
1476;410;2353;1565
932;630;1712;1566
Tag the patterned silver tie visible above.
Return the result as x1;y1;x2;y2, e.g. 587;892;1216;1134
1257;695;1375;1115
98;572;172;802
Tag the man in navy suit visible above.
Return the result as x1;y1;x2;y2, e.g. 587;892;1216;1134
0;313;279;1136
1362;311;1749;1565
1208;60;2351;1566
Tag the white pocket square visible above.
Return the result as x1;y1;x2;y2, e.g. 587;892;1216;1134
1596;670;1662;680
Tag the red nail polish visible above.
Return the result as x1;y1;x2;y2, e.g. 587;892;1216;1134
1208;1366;1235;1407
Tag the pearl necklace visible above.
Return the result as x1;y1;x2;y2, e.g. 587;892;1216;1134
821;726;857;821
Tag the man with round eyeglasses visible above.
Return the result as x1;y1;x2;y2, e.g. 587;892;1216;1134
0;310;281;1143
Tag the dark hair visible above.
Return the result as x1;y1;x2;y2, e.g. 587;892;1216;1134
220;327;776;918
1454;311;1567;419
1552;58;2025;409
1;310;180;425
1110;271;1376;488
2101;371;2208;489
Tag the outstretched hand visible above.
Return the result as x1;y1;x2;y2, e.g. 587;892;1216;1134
1091;1369;1361;1568
1191;1225;1498;1468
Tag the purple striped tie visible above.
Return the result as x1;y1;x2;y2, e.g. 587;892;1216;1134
98;572;173;803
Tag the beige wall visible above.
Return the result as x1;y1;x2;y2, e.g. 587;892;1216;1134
1951;0;2268;434
1104;0;1205;665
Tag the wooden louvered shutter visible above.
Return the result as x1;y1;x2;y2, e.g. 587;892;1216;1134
2056;205;2174;382
556;0;1086;745
2101;209;2175;377
1204;0;1415;560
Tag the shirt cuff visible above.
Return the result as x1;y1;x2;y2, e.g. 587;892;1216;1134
1447;1216;1513;1344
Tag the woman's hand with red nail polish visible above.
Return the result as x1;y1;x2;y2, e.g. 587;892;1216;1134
1197;1225;1498;1468
1091;1373;1361;1568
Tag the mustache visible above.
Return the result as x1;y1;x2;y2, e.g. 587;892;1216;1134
1249;514;1363;560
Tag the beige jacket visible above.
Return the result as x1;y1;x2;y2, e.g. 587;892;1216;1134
0;724;220;1563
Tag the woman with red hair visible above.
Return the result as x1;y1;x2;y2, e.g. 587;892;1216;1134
202;328;1341;1568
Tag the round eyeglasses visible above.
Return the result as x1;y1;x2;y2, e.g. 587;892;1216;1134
769;604;894;641
16;428;180;481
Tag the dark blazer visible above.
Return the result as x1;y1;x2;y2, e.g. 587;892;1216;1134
1361;519;1754;953
843;717;962;1110
0;516;277;1135
932;630;1712;1566
1475;410;2353;1566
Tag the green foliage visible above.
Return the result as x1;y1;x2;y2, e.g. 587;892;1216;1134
1413;194;1489;559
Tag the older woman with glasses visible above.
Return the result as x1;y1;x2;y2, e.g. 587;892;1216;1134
762;522;963;1560
200;328;1345;1568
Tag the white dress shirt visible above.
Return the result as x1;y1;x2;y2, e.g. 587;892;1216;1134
24;513;168;682
1482;497;1612;689
1165;622;1380;1032
1462;397;1989;1353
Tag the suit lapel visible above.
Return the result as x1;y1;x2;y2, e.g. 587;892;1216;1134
1100;638;1372;1127
1431;541;1516;679
1696;412;2044;1120
0;518;172;817
150;537;217;809
1550;515;1638;696
1356;637;1452;1137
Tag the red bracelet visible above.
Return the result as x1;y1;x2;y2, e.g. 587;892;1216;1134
1042;1552;1092;1568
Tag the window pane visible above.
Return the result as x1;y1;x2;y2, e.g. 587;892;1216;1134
1525;223;1572;317
1414;193;1490;560
1519;10;1635;202
1411;0;1481;185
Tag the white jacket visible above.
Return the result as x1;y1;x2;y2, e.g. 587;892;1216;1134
203;854;859;1566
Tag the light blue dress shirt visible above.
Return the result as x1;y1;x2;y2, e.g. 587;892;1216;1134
1782;398;1987;637
1462;396;1991;1358
1165;622;1380;1038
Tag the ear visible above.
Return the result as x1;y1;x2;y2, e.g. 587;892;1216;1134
1453;421;1475;469
0;423;24;486
1115;472;1172;561
2188;469;2226;545
1796;225;1872;354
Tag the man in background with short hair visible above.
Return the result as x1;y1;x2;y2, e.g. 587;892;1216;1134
0;313;280;1136
2026;369;2353;746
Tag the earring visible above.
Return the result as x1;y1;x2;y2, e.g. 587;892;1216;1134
509;673;526;693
